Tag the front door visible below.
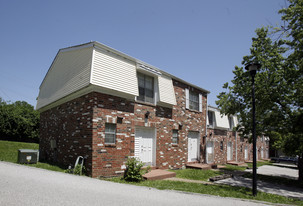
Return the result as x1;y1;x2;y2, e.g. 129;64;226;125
227;142;232;161
135;127;155;166
245;146;248;160
188;131;199;162
206;141;214;163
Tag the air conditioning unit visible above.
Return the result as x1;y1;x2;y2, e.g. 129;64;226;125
18;149;39;164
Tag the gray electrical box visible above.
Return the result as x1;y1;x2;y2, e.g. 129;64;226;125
18;149;39;164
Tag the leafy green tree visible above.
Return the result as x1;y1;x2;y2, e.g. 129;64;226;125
0;98;39;142
216;0;303;181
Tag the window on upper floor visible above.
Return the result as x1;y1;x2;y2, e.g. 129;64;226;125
105;123;116;144
208;111;215;127
189;91;199;111
137;72;154;104
185;88;202;112
228;116;234;130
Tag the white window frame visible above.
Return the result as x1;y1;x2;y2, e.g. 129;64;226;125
105;123;116;144
208;111;215;128
185;88;202;112
137;72;155;104
172;130;179;144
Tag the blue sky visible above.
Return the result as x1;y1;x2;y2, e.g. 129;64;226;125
0;0;286;107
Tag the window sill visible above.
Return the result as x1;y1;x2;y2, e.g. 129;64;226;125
105;143;116;147
186;108;201;113
135;100;156;107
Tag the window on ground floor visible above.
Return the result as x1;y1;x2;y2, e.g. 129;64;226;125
105;123;116;144
172;130;179;144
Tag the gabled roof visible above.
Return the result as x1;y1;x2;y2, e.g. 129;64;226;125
41;41;210;94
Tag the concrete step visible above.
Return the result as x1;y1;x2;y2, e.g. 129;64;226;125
186;163;212;170
227;161;248;167
143;169;176;180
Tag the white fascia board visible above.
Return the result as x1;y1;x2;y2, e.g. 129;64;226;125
37;84;136;112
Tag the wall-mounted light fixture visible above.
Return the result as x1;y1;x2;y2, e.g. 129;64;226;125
145;111;150;119
179;124;183;130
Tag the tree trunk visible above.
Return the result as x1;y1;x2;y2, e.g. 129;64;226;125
299;153;303;182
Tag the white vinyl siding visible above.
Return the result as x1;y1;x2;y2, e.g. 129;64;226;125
91;47;138;97
233;116;238;127
158;75;176;106
199;94;202;112
214;111;229;129
185;88;189;109
37;47;93;110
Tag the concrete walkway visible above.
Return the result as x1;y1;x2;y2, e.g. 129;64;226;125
216;165;303;200
251;165;298;180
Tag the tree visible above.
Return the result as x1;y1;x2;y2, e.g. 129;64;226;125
0;98;39;142
216;0;303;181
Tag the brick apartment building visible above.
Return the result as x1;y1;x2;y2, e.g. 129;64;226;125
206;106;269;165
37;41;269;178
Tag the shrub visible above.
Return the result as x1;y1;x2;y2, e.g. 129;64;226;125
123;157;149;182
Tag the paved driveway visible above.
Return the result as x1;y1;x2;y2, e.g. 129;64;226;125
0;162;268;206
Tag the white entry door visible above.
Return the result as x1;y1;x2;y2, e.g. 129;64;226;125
227;142;232;161
261;147;264;159
135;127;156;166
188;131;199;162
206;141;214;163
245;146;248;160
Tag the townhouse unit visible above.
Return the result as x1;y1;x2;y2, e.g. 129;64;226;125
206;106;269;164
37;42;209;177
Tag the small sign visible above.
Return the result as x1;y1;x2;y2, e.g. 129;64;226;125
26;156;32;162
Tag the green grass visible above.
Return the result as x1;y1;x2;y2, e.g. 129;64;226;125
220;164;247;171
247;160;273;168
106;177;303;205
0;140;65;172
171;168;223;181
0;140;39;162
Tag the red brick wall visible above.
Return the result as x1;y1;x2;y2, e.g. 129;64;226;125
39;94;94;173
206;128;269;164
39;79;208;177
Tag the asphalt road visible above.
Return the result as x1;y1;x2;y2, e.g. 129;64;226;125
0;162;269;206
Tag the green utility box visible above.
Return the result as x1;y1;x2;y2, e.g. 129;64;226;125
18;149;39;164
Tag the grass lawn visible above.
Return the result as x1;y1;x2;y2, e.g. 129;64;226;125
247;160;273;168
171;168;223;181
0;140;65;172
106;177;303;205
220;164;247;171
